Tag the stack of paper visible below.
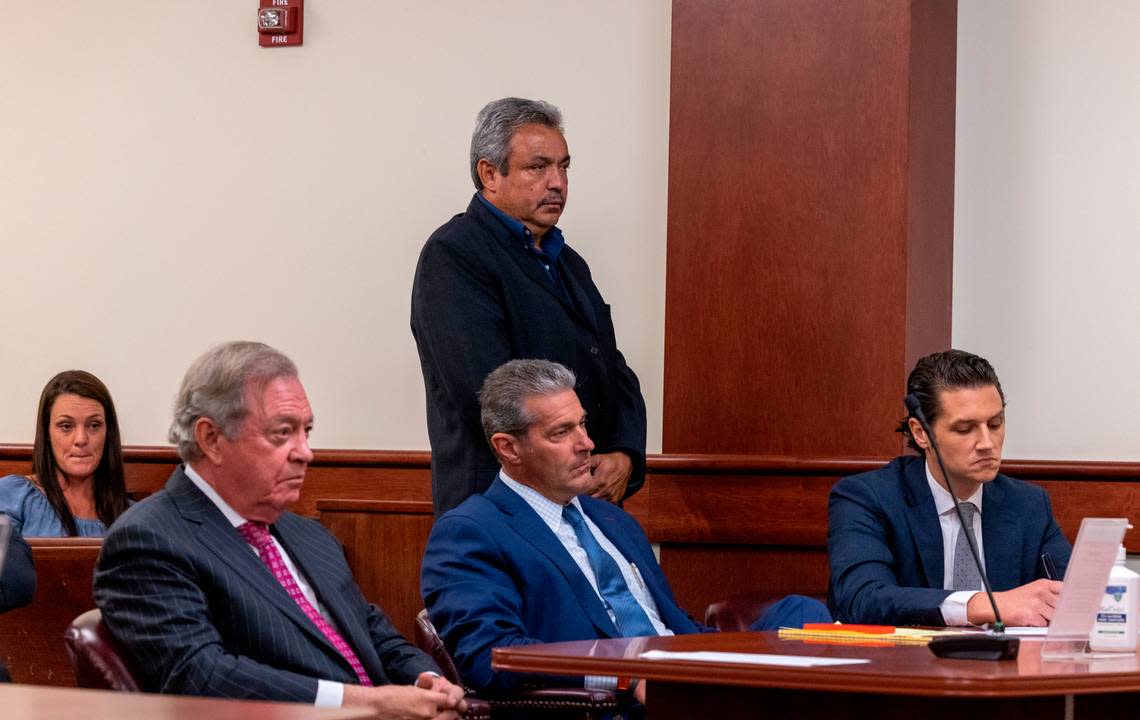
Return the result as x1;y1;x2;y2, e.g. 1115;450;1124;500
778;623;967;646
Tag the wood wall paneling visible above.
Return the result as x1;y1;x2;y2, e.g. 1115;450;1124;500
0;446;433;517
664;0;955;457
316;500;435;642
5;445;1140;646
0;539;103;686
905;0;957;370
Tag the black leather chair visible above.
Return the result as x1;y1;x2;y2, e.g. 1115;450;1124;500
63;608;142;691
415;609;623;720
64;608;492;719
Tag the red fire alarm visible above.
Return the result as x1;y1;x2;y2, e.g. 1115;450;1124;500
258;0;303;47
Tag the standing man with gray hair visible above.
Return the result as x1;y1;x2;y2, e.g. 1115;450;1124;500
95;341;466;719
411;97;647;516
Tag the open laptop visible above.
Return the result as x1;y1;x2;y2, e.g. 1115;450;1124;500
1041;517;1130;660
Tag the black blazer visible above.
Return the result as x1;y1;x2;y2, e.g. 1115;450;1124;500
94;467;438;701
411;195;647;515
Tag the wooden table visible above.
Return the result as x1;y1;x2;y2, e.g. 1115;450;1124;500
0;684;377;720
492;631;1140;719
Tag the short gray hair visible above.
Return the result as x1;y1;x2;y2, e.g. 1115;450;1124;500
169;341;298;462
470;98;563;190
479;359;577;444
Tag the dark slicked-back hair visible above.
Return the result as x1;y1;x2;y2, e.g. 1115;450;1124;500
31;370;128;536
897;349;1006;454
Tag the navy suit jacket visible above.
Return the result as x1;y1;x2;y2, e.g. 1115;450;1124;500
0;523;35;684
411;195;647;515
827;456;1072;625
421;478;704;692
94;467;437;701
0;522;35;613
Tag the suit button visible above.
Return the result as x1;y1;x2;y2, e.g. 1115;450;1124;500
590;346;599;355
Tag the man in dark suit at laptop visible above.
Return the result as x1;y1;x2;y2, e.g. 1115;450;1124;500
95;341;464;718
828;349;1072;627
411;97;647;516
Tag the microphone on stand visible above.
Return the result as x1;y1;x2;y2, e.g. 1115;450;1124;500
904;394;1019;661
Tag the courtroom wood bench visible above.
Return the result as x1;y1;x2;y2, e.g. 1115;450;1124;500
0;538;102;686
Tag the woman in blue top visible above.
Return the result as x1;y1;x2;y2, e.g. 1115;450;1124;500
0;371;129;537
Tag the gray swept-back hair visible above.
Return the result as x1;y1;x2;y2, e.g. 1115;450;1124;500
470;98;563;190
169;341;298;462
479;359;577;446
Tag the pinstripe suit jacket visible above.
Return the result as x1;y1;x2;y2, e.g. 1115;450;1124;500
93;467;437;701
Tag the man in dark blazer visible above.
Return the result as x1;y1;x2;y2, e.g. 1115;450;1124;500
95;342;465;718
828;350;1072;627
411;97;647;516
422;360;827;699
1;520;36;683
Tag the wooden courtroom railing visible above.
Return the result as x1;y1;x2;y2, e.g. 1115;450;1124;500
316;500;435;641
628;455;1140;616
3;445;1139;651
0;538;102;686
0;446;435;515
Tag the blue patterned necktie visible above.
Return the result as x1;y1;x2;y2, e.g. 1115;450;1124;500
562;503;658;637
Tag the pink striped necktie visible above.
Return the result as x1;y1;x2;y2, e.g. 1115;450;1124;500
237;522;373;686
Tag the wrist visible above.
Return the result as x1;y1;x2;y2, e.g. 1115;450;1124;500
965;592;994;625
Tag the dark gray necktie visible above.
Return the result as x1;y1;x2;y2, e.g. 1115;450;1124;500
952;502;984;591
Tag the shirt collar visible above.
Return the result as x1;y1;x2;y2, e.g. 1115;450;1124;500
925;459;983;516
475;193;566;262
184;463;249;528
498;470;584;532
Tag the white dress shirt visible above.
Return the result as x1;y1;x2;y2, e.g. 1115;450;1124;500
925;462;986;626
498;472;671;689
185;464;345;707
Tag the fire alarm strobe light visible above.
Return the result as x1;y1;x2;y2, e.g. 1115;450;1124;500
258;0;304;48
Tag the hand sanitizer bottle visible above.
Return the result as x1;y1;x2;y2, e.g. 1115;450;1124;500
1089;545;1139;652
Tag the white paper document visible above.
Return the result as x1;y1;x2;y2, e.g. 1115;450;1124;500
639;650;869;667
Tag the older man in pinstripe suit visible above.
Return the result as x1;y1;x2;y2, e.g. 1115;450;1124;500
95;342;465;719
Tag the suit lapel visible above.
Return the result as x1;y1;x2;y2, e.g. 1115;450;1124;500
981;480;1019;590
902;459;946;589
469;198;594;328
485;480;621;637
558;255;599;332
167;470;343;659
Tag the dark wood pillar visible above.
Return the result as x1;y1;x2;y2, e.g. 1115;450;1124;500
663;0;956;457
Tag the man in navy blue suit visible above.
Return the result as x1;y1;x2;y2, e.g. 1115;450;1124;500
95;342;465;719
422;359;827;702
828;349;1072;627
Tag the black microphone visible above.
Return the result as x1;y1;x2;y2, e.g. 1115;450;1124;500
904;393;1019;661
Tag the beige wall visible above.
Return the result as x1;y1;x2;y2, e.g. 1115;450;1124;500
0;1;672;451
954;0;1140;460
4;2;1137;462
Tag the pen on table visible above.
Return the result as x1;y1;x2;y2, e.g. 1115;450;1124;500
1041;552;1058;580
